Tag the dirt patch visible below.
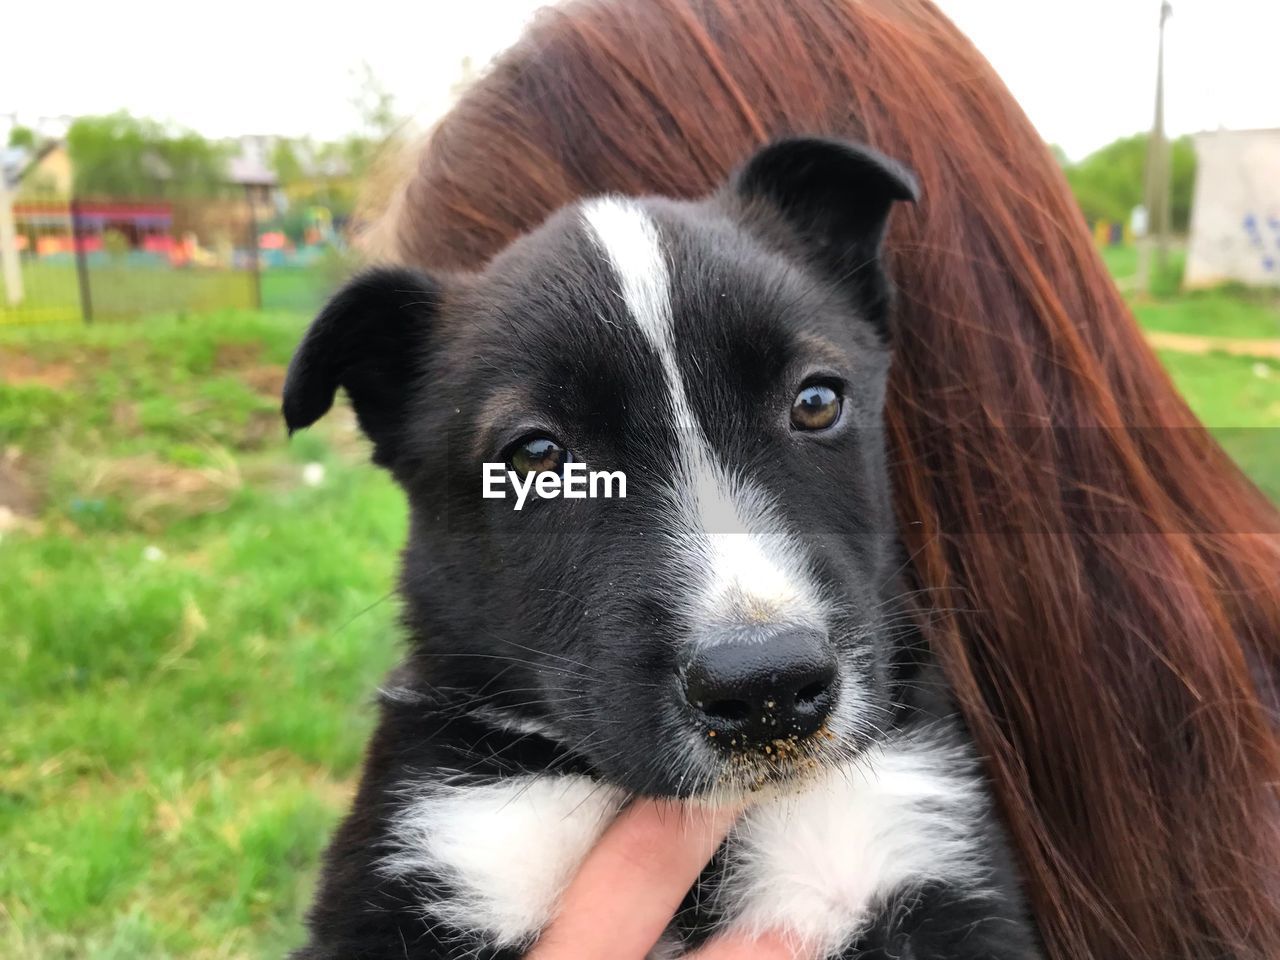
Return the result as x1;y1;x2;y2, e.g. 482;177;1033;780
111;401;140;433
0;350;78;389
241;363;287;400
239;408;284;450
82;455;241;529
0;449;42;534
213;341;263;371
1145;330;1280;360
0;449;38;516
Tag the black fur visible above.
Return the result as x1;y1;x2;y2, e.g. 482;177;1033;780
283;138;1042;959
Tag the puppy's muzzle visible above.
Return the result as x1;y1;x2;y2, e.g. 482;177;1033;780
680;626;838;748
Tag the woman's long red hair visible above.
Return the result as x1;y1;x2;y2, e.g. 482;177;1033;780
376;1;1280;955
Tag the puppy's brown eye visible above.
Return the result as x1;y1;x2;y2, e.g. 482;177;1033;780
790;383;841;431
509;436;572;477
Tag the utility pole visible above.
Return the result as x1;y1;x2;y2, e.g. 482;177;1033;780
1142;1;1174;287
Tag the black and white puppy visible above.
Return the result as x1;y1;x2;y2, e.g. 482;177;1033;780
283;138;1042;959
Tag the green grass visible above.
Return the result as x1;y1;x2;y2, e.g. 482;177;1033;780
1100;244;1187;298
1157;349;1280;503
1;311;405;958
1134;291;1280;340
1101;243;1280;339
0;262;334;326
1;257;1278;958
260;267;338;314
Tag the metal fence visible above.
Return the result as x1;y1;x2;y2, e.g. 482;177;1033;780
0;190;336;325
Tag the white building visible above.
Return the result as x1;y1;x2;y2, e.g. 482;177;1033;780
1185;128;1280;288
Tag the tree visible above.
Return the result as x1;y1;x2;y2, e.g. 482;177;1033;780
7;126;36;150
66;113;231;199
1063;133;1196;232
270;137;308;187
350;62;400;141
266;69;407;224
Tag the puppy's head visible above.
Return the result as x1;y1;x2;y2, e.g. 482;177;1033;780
284;138;918;797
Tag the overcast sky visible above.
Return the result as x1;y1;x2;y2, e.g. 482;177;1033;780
3;1;1277;160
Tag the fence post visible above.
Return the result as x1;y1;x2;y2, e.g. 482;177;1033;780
244;184;262;310
0;177;23;306
70;197;93;324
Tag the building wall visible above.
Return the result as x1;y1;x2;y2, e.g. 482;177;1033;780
1185;129;1280;288
17;146;73;200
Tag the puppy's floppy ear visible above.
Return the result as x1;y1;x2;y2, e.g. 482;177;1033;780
731;137;918;327
283;266;440;467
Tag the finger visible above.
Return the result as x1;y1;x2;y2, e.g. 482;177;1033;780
527;799;739;960
688;930;811;960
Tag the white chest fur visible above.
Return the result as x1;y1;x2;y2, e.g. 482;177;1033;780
380;738;983;955
715;743;984;955
380;776;628;947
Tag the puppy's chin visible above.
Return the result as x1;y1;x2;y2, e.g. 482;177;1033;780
702;736;861;801
589;725;862;803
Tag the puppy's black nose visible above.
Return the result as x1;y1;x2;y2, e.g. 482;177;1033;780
681;627;838;746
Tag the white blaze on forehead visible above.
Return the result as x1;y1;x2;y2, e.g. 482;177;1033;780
580;197;826;628
577;196;675;381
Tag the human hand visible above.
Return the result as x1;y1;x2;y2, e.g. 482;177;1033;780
526;798;808;960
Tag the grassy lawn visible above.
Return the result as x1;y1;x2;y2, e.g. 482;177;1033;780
1100;244;1186;298
1;312;404;958
1156;349;1280;503
1;254;1277;958
1101;244;1280;499
1;263;335;326
1135;291;1280;341
1102;243;1280;339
